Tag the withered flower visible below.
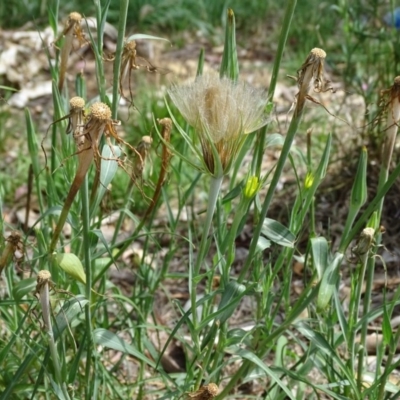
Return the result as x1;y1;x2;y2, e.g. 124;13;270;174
168;74;268;177
187;383;219;400
67;96;86;150
58;12;86;92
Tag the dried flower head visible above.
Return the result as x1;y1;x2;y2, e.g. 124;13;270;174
58;12;86;91
187;383;219;399
0;231;24;274
168;74;268;176
67;96;86;150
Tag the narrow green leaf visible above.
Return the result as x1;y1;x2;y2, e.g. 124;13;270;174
261;218;296;248
54;296;88;340
126;34;170;44
12;278;37;300
220;8;239;81
217;281;246;324
311;237;328;280
382;303;392;347
317;252;343;311
229;347;296;400
91;145;121;217
93;328;154;366
196;48;205;77
350;146;368;208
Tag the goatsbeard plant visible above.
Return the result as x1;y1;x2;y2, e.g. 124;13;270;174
168;73;269;329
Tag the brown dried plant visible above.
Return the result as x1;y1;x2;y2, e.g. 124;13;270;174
138;118;172;227
57;12;88;92
132;135;153;181
49;101;150;252
41;96;86;169
118;39;168;107
187;383;219;400
378;76;400;170
0;231;24;275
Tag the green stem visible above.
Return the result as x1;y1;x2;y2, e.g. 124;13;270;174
239;100;304;283
81;177;94;400
350;252;368;391
254;0;297;177
190;176;222;336
111;0;129;119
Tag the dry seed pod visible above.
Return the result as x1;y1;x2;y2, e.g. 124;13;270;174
0;231;24;274
187;383;219;400
67;96;86;151
119;39;168;106
352;227;375;257
133;135;153;179
380;76;400;170
35;270;52;295
58;12;86;92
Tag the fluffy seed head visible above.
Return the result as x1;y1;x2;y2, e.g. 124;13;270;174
168;74;268;175
70;96;85;110
90;102;111;121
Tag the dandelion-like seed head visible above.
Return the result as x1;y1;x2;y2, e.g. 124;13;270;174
90;102;111;121
70;96;85;111
168;74;268;176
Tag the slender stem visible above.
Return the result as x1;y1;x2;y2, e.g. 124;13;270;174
39;278;71;400
81;177;93;400
93;0;107;102
350;252;368;390
111;0;129;119
239;105;304;282
190;176;222;334
254;0;297;177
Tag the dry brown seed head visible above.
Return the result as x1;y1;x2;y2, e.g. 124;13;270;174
68;12;82;23
141;136;153;146
90;102;111;120
70;96;85;110
38;270;52;282
310;48;326;59
125;40;137;53
187;383;219;399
